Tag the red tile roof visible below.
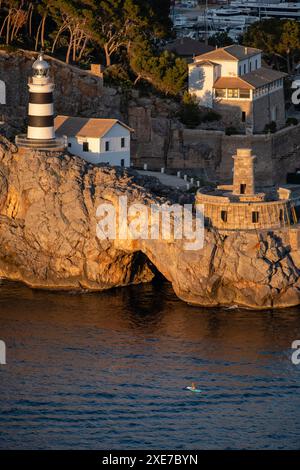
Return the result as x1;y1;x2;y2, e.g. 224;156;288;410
195;44;261;62
214;68;287;90
166;38;214;57
214;76;254;90
55;116;133;138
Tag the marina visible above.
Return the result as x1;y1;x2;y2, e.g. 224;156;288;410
172;1;300;41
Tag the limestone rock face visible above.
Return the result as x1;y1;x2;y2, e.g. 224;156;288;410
0;139;300;309
0;139;155;290
146;230;300;309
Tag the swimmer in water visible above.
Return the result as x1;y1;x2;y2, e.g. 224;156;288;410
191;382;196;390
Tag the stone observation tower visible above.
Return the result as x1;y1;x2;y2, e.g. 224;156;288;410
232;148;255;196
15;52;65;151
197;148;300;231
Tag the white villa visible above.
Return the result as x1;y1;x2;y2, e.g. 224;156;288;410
188;44;287;133
55;116;133;167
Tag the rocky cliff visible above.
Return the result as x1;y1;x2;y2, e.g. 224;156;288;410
0;139;156;290
1;139;300;309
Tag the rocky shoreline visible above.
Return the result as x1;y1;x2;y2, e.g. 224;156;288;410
0;138;300;309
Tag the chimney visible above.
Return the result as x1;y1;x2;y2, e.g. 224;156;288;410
245;46;248;54
90;64;105;78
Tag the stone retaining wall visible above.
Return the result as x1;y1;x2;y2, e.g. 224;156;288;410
167;124;300;186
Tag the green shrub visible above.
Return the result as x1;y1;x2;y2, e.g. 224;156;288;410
178;92;222;128
264;121;277;133
104;64;133;89
0;44;18;52
286;117;298;126
202;110;221;122
225;126;238;136
178;92;203;128
130;39;188;96
208;32;233;48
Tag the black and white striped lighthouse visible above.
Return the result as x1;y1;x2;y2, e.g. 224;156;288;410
16;52;65;151
27;52;55;140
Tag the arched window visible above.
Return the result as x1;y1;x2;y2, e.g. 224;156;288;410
0;80;6;105
221;210;228;222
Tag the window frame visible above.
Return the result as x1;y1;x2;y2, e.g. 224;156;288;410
82;141;89;152
221;210;228;223
240;184;246;194
252;211;259;223
227;88;239;99
239;89;251;99
215;88;226;98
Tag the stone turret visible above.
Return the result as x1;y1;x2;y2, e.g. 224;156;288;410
196;147;298;231
232;148;256;196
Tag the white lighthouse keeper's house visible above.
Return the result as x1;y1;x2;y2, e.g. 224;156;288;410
54;115;133;167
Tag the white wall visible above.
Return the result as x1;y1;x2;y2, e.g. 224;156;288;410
100;123;130;166
66;123;131;167
100;123;130;151
238;54;261;76
189;64;220;107
68;136;100;164
219;60;238;77
0;80;6;104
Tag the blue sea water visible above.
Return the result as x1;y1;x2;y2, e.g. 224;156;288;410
0;279;299;450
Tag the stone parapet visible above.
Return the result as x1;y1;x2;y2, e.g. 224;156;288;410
277;187;292;200
237;193;265;202
196;193;296;231
197;193;231;203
